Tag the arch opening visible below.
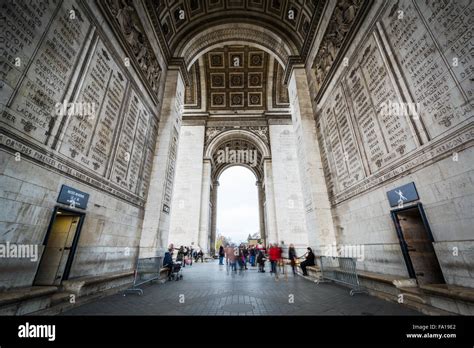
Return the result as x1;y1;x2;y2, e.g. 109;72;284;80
206;128;270;254
216;166;261;248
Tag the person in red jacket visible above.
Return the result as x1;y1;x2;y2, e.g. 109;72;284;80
268;243;281;277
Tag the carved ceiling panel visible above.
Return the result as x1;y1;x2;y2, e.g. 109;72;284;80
203;45;269;110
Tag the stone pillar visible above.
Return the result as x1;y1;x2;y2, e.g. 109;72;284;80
168;122;206;249
289;66;336;253
198;159;212;254
263;158;278;245
139;68;184;258
210;180;219;255
256;181;266;244
268;122;308;250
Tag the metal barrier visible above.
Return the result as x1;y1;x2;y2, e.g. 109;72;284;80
319;256;367;296
123;256;163;296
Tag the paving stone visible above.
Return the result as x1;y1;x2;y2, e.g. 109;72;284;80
62;261;420;316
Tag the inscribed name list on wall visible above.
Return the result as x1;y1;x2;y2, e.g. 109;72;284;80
317;0;473;199
0;0;159;201
1;1;90;145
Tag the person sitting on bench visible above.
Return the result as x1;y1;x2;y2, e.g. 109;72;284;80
300;247;315;276
163;246;174;280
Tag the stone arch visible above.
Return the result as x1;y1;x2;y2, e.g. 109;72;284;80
176;23;298;70
205;128;271;160
205;128;270;252
211;137;264;181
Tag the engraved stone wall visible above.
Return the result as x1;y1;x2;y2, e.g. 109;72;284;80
0;0;165;289
1;0;91;146
309;0;473;285
380;0;472;139
1;0;161;207
316;0;473;204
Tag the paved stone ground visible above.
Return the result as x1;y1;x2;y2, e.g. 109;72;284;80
62;260;420;316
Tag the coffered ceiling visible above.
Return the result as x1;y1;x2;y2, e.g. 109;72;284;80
144;0;325;61
184;45;290;111
204;46;268;110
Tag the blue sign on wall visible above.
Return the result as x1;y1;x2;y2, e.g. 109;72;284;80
387;182;419;208
57;185;89;210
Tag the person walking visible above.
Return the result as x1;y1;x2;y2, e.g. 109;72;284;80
237;246;243;271
176;246;185;267
268;243;281;278
249;247;256;267
188;245;193;266
288;244;297;275
277;241;289;281
257;249;266;272
300;247;316;276
243;246;249;270
224;244;231;268
226;246;237;272
278;241;287;276
268;244;274;273
218;245;225;265
182;246;188;267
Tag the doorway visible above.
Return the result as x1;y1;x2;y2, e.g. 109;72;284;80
391;203;445;285
34;207;85;286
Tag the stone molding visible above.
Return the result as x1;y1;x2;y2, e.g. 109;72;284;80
205;126;270;150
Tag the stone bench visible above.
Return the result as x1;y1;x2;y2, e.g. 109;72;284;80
357;270;412;285
347;270;470;315
355;270;412;294
420;284;474;303
62;270;134;297
158;267;170;282
418;284;474;315
0;286;58;315
138;267;172;283
306;265;321;278
296;263;322;281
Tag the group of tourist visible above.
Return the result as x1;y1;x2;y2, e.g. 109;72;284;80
219;242;316;277
163;241;317;281
162;243;206;280
173;245;205;267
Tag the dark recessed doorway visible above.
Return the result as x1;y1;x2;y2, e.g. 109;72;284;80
391;203;445;285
